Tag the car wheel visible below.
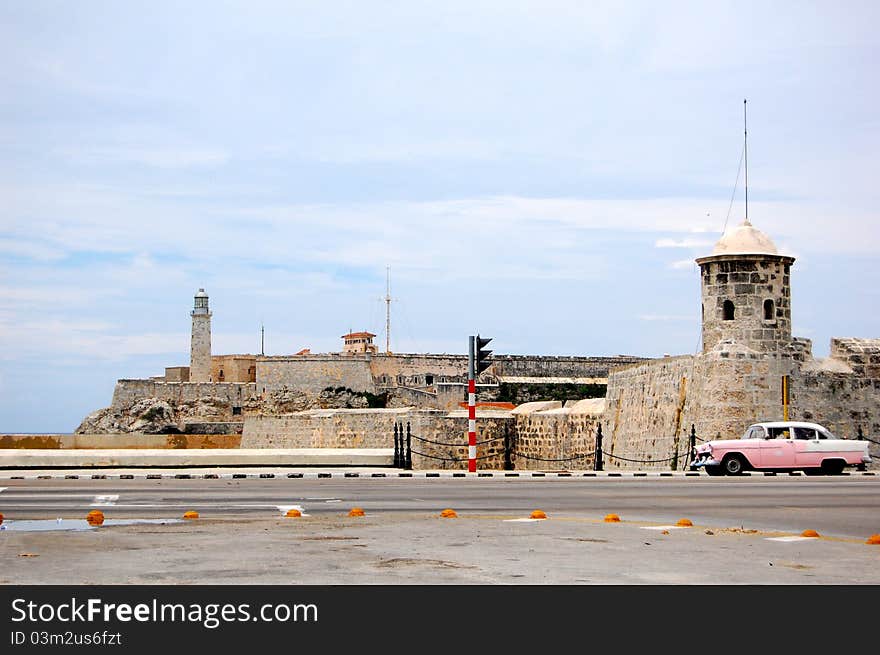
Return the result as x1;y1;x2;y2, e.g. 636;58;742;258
722;454;746;476
704;465;723;476
821;460;845;475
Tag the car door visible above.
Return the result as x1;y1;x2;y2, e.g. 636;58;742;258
758;426;797;468
793;427;821;469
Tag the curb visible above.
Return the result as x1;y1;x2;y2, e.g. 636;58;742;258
0;470;875;481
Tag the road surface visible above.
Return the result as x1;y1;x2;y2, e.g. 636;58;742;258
2;475;879;584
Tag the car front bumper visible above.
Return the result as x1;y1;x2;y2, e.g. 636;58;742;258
689;453;720;470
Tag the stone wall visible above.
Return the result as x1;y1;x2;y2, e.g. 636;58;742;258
602;356;697;470
789;338;880;462
370;354;467;386
252;353;639;400
369;353;647;388
829;338;880;377
492;355;646;377
386;386;442;409
241;407;512;470
164;366;190;382
242;403;614;471
689;345;796;440
111;380;257;410
257;355;375;394
512;400;603;470
602;337;880;470
409;410;511;470
242;408;406;449
603;348;792;469
212;355;256;383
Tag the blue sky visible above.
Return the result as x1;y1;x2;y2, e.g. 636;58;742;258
2;1;878;432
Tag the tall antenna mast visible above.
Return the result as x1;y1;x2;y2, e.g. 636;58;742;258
384;266;392;354
261;322;265;356
744;98;749;223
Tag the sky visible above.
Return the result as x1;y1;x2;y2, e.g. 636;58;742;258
2;1;879;432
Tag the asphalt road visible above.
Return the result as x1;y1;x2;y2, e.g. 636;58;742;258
3;476;879;584
2;475;879;537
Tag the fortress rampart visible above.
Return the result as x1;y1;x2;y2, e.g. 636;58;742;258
602;338;880;469
112;380;257;410
257;356;375;394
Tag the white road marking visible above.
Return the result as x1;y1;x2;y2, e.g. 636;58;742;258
0;487;6;493
0;494;102;499
766;536;818;542
641;525;688;531
90;495;119;506
504;518;544;523
1;503;318;512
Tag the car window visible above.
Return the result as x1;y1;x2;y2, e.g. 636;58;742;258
767;427;791;439
817;429;834;440
793;427;815;440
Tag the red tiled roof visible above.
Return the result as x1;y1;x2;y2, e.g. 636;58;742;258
342;332;376;339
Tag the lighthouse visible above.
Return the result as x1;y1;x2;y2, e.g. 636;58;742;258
190;288;212;382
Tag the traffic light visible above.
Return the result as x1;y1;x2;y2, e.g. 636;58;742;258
475;335;493;374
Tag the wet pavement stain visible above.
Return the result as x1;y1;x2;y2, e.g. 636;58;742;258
0;518;182;532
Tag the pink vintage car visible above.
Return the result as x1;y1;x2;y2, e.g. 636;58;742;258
690;421;872;476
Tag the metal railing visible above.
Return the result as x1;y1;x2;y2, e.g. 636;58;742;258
393;422;877;471
393;422;703;471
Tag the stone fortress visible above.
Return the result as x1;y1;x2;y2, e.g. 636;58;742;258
602;219;879;468
76;220;879;470
76;287;643;468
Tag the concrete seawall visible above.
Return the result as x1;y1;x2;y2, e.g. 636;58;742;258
0;448;393;468
0;434;242;449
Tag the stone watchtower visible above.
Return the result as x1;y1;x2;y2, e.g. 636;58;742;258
190;288;212;382
695;219;795;354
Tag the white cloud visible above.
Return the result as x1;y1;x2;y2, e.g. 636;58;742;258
655;238;715;249
0;319;185;362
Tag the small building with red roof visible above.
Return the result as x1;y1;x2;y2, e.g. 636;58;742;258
342;331;378;355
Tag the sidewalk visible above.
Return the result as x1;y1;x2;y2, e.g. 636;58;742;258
0;448;392;469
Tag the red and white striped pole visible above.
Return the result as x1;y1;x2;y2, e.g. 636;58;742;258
467;335;477;473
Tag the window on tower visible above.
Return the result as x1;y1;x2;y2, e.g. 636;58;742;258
723;299;735;321
764;299;775;321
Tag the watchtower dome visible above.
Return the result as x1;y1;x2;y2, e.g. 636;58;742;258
695;219;795;354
